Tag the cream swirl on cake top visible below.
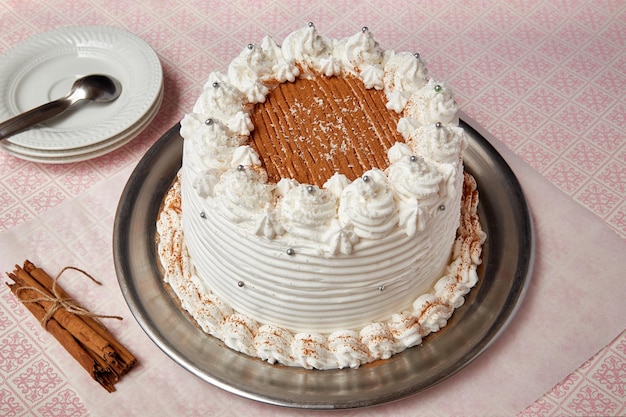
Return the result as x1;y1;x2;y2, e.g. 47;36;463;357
179;23;467;255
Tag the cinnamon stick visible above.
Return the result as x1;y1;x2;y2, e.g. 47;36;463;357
11;266;119;362
5;261;137;392
5;281;118;392
23;261;136;374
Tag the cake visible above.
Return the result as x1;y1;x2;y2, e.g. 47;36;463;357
157;23;486;370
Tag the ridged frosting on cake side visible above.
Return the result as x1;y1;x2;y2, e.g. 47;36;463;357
179;164;462;333
157;172;485;369
158;24;486;369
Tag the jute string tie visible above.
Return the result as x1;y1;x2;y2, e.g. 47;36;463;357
16;266;123;327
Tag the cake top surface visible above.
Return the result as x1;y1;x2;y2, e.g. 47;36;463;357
179;23;467;254
249;75;404;187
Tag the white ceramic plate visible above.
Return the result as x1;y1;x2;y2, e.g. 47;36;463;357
0;25;162;151
0;86;163;163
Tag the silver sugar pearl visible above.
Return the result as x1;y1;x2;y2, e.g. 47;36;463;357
204;118;214;125
410;155;418;162
439;204;446;211
286;248;295;256
435;122;442;128
306;185;315;193
378;285;385;291
308;21;314;28
200;211;206;218
362;26;369;33
362;175;370;183
434;84;442;93
414;52;421;59
212;81;219;88
247;43;254;50
237;281;245;287
237;164;245;171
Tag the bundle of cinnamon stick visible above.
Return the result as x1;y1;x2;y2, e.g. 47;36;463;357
5;260;136;392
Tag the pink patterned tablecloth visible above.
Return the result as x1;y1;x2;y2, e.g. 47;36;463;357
0;1;624;416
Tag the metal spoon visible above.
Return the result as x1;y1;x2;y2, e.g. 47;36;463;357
0;74;122;140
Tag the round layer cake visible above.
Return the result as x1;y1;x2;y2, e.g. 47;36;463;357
157;24;485;369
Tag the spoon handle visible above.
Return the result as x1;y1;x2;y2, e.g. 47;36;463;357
0;99;71;140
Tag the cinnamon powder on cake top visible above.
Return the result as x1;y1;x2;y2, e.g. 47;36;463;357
249;75;405;188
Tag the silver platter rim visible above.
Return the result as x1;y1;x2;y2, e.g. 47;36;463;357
113;114;534;409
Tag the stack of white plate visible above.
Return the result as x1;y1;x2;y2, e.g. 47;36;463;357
0;26;163;163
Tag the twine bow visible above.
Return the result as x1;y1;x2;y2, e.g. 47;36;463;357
16;266;123;326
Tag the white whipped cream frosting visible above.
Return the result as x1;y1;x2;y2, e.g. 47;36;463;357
158;24;485;369
158;172;485;369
